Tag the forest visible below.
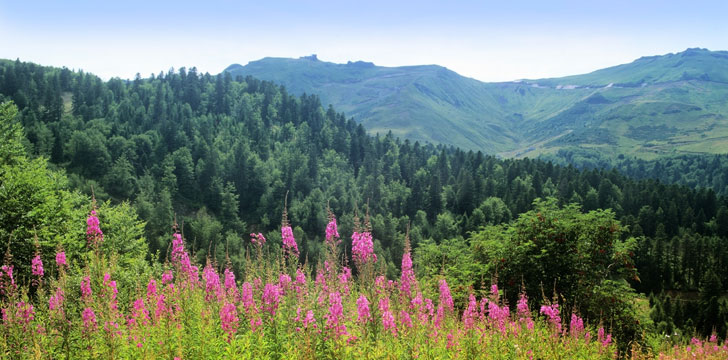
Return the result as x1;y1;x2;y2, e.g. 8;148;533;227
1;58;728;357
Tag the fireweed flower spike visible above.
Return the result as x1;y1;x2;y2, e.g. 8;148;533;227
55;251;67;267
325;208;340;247
280;194;299;257
356;294;371;323
86;209;103;247
250;232;266;247
400;227;416;298
31;254;44;277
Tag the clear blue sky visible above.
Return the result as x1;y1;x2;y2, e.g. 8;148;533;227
1;0;726;81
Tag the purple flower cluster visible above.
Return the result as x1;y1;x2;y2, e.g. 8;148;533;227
281;226;299;256
86;210;103;247
351;231;376;265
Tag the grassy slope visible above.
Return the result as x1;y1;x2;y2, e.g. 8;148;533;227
226;49;728;159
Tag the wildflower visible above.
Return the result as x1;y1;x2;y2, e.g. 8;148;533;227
352;231;376;264
325;291;347;337
1;264;15;294
171;233;199;282
81;276;92;299
303;310;316;329
462;294;478;329
379;297;397;336
570;313;584;338
162;270;173;285
250;232;266;246
241;282;255;312
219;303;239;338
597;327;612;346
295;307;317;331
517;293;534;330
103;273;118;300
15;301;35;325
325;216;339;246
281;225;299;256
86;210;103;247
356;295;371;323
438;279;453;312
278;273;292;292
49;287;64;313
31;255;44;277
400;250;416;298
147;278;158;298
55;251;67;267
339;266;351;294
224;268;237;294
262;283;281;316
540;303;561;333
295;268;306;295
130;298;150;327
82;307;97;332
203;264;222;301
400;309;413;329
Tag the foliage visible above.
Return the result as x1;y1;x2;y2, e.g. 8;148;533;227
3;59;728;340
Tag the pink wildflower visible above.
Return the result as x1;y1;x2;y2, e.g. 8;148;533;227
356;295;371;323
380;297;397;336
171;233;198;282
55;251;67;267
400;250;416;298
281;226;298;256
438;279;453;312
295;307;317;331
219;303;239;339
338;266;352;294
351;231;376;264
517;293;534;330
82;307;97;332
250;232;266;246
400;309;413;329
597;327;612;347
241;282;255;312
103;273;118;300
1;264;15;295
203;264;222;301
224;268;237;292
325;291;347;337
303;310;316;329
462;294;478;329
540;303;561;333
31;255;44;277
162;270;173;284
15;301;35;326
86;210;103;247
325;217;339;246
81;276;92;299
147;278;158;298
49;287;64;313
570;313;584;338
130;298;150;327
262;283;281;316
278;273;292;292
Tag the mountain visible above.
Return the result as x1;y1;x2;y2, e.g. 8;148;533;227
226;55;523;152
225;48;728;159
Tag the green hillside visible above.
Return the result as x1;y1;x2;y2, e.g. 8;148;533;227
225;48;728;159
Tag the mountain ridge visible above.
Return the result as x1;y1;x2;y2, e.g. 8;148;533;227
224;48;728;158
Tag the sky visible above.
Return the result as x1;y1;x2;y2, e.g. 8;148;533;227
1;0;727;82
